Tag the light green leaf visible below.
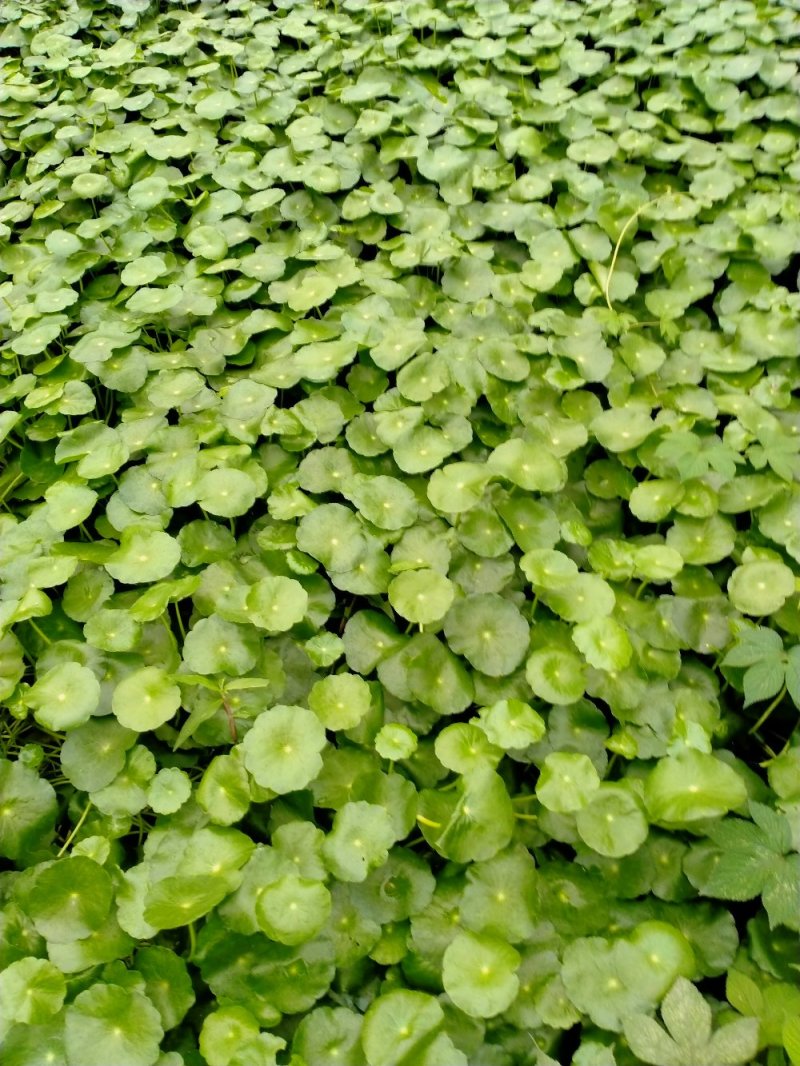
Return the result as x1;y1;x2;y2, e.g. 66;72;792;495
388;569;455;625
255;875;331;945
444;593;529;677
645;751;747;826
246;576;308;632
241;706;327;794
65;984;163;1066
105;528;181;585
27;662;100;731
576;785;649;858
321;801;396;882
308;673;372;730
442;931;520;1018
113;667;181;732
537;752;600;813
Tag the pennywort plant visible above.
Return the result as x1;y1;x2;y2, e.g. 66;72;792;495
0;0;799;1063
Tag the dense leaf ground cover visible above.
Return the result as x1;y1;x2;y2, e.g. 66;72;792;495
1;0;800;1063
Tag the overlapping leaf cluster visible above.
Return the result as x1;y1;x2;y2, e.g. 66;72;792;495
1;0;799;1063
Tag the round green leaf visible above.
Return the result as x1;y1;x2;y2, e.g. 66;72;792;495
64;983;163;1066
135;945;195;1031
308;673;372;730
43;482;98;532
727;560;796;616
297;504;366;572
293;1006;363;1066
112;667;181;732
199;1006;259;1066
536;752;600;813
60;719;136;793
644;751;748;826
628;921;697;998
246;576;309;632
182;615;259;676
427;463;491;514
241;706;327;794
526;648;586;704
27;662;100;731
255;874;332;945
444;594;529;677
185;226;229;260
361;990;443;1066
147;767;191;814
576;784;649;857
543;573;616;623
321;801;396;882
388;569;455;625
197;469;259;518
144;875;231;930
417;769;514;863
487;438;566;492
0;958;65;1038
374;723;418;761
105;528;181;585
120;255;168;287
629;479;684;522
0;758;57;861
666;514;736;566
442;931;520;1018
128;177;171;209
476;699;546;750
591;406;654;451
344;474;418;531
197;753;252;825
24;857;113;941
84;608;141;652
520;549;580;589
632;545;684;582
572;617;632;672
561;938;654;1032
434;723;502;774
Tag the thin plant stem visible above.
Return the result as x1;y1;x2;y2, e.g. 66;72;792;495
58;800;92;858
605;197;662;312
416;814;441;829
27;619;52;645
749;685;786;735
221;693;238;743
